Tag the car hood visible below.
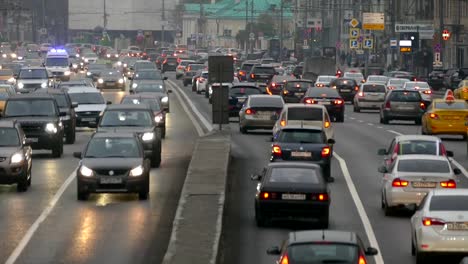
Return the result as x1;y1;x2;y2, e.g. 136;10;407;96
0;146;23;157
97;126;154;134
2;116;58;123
17;79;48;84
81;158;142;170
75;104;106;112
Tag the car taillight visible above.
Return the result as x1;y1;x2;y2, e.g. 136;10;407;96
355;86;359;91
280;254;289;264
260;191;277;200
422;217;445;226
321;147;331;158
283;90;289;95
358;92;364;97
463;88;468;93
245;108;255;115
440;179;456;188
439;142;447;156
334;99;344;105
392;178;409;187
239;71;245;76
304;98;316;104
429;113;439;119
312;193;329;201
388;86;395;90
358;254;367;264
272;145;282;156
420;102;426;110
384;101;391;109
271;83;276;87
423;90;432;94
250;73;255;79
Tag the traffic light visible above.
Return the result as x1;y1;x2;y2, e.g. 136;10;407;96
442;29;451;41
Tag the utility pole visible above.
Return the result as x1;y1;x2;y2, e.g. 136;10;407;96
103;0;107;30
41;0;46;28
439;0;444;64
279;0;284;61
250;0;254;54
245;0;248;52
161;0;165;45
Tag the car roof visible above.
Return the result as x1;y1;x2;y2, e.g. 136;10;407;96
395;135;441;142
123;93;159;100
35;88;69;94
283;103;326;110
281;124;324;131
92;132;138;139
105;104;151;110
266;162;321;170
0;120;16;128
289;230;358;245
249;94;281;99
9;93;55;100
67;87;100;93
395;154;449;161
20;67;46;70
432;189;468;196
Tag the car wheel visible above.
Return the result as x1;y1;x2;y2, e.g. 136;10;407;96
27;169;31;186
382;116;389;124
319;214;329;229
208;97;212;104
336;114;344;123
354;105;360;112
196;89;201;94
381;192;385;209
411;236;416;256
16;172;28;192
415;250;427;264
205;91;209;98
65;127;76;144
323;165;331;179
77;184;88;200
138;191;149;200
183;82;187;87
52;143;63;158
415;119;422;125
240;125;248;134
151;143;162;168
383;194;393;216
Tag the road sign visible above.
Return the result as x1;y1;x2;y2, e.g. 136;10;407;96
400;47;412;53
362;13;384;30
442;29;451;41
350;39;359;49
435;52;441;62
39;28;47;35
363;38;373;49
390;39;397;48
208;55;234;83
434;43;442;52
350;28;360;38
350;18;359;28
395;24;435;39
433;61;443;67
249;32;255;38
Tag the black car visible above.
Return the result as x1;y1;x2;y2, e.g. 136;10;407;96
97;104;162;167
161;56;179;72
266;75;296;95
251;162;330;227
428;69;447;90
292;65;303;78
96;70;125;91
267;230;378;263
238;60;260;81
281;80;314;103
86;63;108;82
228;84;261;117
247;65;276;83
129;69;167;90
329;78;358;101
0;120;33;192
182;63;205;86
35;88;77;144
3;94;64;157
271;125;335;180
74;132;151;200
302;88;345;122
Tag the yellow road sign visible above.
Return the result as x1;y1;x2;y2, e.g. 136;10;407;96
363;24;385;30
350;19;359;28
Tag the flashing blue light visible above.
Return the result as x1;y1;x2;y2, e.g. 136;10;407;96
49;49;67;53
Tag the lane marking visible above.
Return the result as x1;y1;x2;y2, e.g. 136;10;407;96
334;153;385;264
5;169;77;264
350;117;356;120
377;126;383;129
169;82;205;137
358;120;364;123
386;130;402;136
168;80;214;133
367;123;374;126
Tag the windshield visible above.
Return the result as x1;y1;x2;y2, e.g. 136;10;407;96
288;108;322;121
85;137;140;158
389;79;410;85
230;87;260;96
397;159;450;173
434;102;467;109
288;244;358;263
363;84;386;93
121;98;161;111
253;67;275;74
135;63;156;70
187;64;205;71
389;91;421;102
83;53;96;58
307;89;341;97
101;71;121;77
5;99;57;117
0;128;19;146
368;76;388;82
45;58;68;67
51;94;69;108
269;167;320;184
19;69;47;79
430;196;468;211
249;97;283;108
278;129;324;143
100;110;153;127
345;73;363;78
88;65;107;71
69;93;105;104
397;140;437;155
134;71;162;80
405;82;430;89
134;84;164;93
317;76;335;82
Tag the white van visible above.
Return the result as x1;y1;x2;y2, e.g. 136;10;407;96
45;49;71;81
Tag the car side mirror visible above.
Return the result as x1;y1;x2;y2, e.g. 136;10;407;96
164;76;168;80
327;138;335;144
71;102;78;108
377;148;387;155
24;138;34;145
250;174;262;181
168;89;173;93
378;166;388;173
365;247;378;256
266;246;281;255
73;152;82;159
454;168;462;175
446;150;454;157
106;101;112;105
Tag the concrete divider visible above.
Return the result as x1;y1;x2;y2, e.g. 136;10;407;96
162;131;231;264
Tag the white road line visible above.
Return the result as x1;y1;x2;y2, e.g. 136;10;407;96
386;130;403;136
168;80;214;133
367;123;374;126
334;153;385;264
350;117;356;120
358;120;364;123
170;83;205;137
5;169;77;264
377;126;383;129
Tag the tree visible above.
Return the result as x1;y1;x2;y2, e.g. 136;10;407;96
256;13;275;37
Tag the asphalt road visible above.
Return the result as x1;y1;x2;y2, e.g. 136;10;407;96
0;73;197;264
166;73;468;264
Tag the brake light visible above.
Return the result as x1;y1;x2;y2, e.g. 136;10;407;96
384;101;391;110
429;113;439;119
283;90;289;95
324;121;330;128
315;193;329;201
463;88;468;93
439;142;447;156
420;102;426;110
334;99;344;105
358;92;364;97
261;192;270;199
355;86;359;91
304;98;315;104
392;178;409;187
321;147;331;158
440;179;456;188
280;120;286;126
271;83;276;87
239;71;245;76
280;254;289;264
422;217;445;226
266;87;272;95
388;86;396;90
245;108;255;115
423;90;432;94
358;255;367;264
251;73;255;79
272;145;282;156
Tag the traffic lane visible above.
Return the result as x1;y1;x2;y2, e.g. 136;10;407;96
220;124;374;264
12;93;197;264
333;120;468;264
344;109;468;168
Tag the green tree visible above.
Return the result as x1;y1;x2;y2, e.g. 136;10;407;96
256;13;275;37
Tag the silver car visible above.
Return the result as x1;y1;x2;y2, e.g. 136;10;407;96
411;189;468;263
379;90;426;124
353;83;386;112
239;95;284;133
379;155;461;216
385;78;410;91
366;75;388;84
402;81;433;103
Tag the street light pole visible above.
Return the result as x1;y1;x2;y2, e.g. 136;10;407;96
279;0;283;61
161;0;165;45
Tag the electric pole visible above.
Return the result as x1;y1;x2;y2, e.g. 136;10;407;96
161;0;165;45
245;0;248;52
250;0;254;54
439;0;444;64
103;0;107;30
279;0;284;61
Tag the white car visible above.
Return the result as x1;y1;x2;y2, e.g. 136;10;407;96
403;81;432;103
176;60;195;79
386;78;411;91
343;72;365;84
81;52;98;64
366;75;388;84
315;75;336;87
411;189;468;263
353;83;387;111
196;71;209;94
68;87;108;128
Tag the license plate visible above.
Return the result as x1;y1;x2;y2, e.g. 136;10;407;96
341;89;351;92
412;182;437;188
399;106;414;110
282;193;306;200
318;101;331;105
443;116;460;120
238;98;246;103
106;82;115;85
291;151;312;157
255;114;272;120
100;177;122;184
28;138;38;143
81;118;95;122
295;92;304;97
447;222;468;230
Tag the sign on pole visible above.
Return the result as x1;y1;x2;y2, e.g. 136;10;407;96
434;52;441;62
350;18;359;28
390;39;397;48
395;24;435;39
349;39;359;49
209;55;233;126
350;28;360;38
362;13;384;30
363;38;373;49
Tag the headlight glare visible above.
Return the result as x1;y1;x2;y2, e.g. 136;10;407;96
132;83;138;88
72;64;78;69
161;96;168;103
41;82;47;88
118;78;124;84
64;71;71;76
130;165;144;177
98;78;104;84
45;123;57;133
86;72;91;76
155;114;163;123
80;165;94;177
11;152;24;164
142;132;154;141
17;82;24;89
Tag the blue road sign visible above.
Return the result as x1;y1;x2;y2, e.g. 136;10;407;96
350;39;359;49
363;38;373;49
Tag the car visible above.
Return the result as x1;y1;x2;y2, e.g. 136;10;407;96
121;93;167;138
207;82;233;103
377;135;454;166
239;95;284;133
237;60;259;81
267;230;378;263
266;75;296;95
96;70;125;91
343;71;365;84
68;87;108;128
0;84;15;114
411;189;468;263
132;60;156;72
57;79;95;89
228;84;261;117
402;81;433;104
247;64;276;83
421;90;468;139
195;70;209;94
251;162;331;227
273;104;334;140
443;68;466;89
3;94;64;157
85;63;108;82
81;52;98;64
353;82;387;112
129;69;167;90
315;75;336;87
280;80;314;103
0;120;32;192
120;57;139;77
379;90;426;124
302;88;345;122
292;64;303;79
35;88;77;144
271;124;335;180
97;104;162;167
366;75;389;84
0;69;15;84
175;60;195;79
385;78;411;91
428;69;447;90
182;63;205;86
74;132;151;200
161;56;179;72
454;79;468;101
15;67;51;92
130;80;171;112
379;155;461;216
329;78;358;101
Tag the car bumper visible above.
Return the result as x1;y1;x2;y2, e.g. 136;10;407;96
97;82;125;89
77;175;148;193
240;117;277;129
386;189;428;207
257;200;329;220
383;110;422;120
428;122;468;136
0;164;27;184
76;115;100;127
339;92;356;101
418;230;468;253
26;133;62;149
356;100;383;109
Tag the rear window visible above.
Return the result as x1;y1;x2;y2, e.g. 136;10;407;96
288;244;358;263
241;64;256;71
269;167;320;184
278;129;324;144
249;97;283;107
166;58;177;62
332;79;356;86
430;196;468;211
363;84;386;93
405;82;429;89
307;89;341;97
397;159;450;173
253;67;275;74
434;102;467;109
287;108;322;121
286;81;314;91
398;140;437;155
388;91;421;102
230;87;260;96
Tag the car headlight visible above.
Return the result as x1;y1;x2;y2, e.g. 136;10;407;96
80;62;84;66
130;165;144;177
80;165;94;177
123;63;127;67
2;54;6;58
76;54;80;58
118;78;124;84
117;61;122;66
155;114;163;123
45;123;57;133
106;54;111;58
98;78;104;84
7;77;15;83
161;96;168;103
84;58;89;62
17;56;23;60
11;152;24;164
72;64;78;69
64;71;71;76
132;83;138;88
142;132;154;141
41;82;47;88
17;82;24;89
159;85;163;89
114;54;118;58
10;53;16;58
86;72;91;76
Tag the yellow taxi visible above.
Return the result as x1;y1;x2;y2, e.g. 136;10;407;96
421;90;468;139
454;79;468;101
0;85;15;114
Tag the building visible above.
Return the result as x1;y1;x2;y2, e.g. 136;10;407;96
0;0;34;43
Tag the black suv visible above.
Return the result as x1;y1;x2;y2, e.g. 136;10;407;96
329;78;358;101
247;65;276;83
97;104;162;167
3;94;64;157
35;88;77;144
0;120;33;192
161;57;178;73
